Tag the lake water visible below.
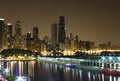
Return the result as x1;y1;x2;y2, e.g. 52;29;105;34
0;60;120;81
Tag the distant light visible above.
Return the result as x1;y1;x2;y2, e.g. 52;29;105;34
27;30;31;33
28;31;31;33
0;18;4;21
4;68;9;73
7;23;12;25
3;68;9;74
102;57;105;60
17;76;23;80
109;57;112;60
118;57;120;60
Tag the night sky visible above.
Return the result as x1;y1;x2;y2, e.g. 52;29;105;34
0;0;120;44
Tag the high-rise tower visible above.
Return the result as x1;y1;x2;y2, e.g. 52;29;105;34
58;16;66;43
14;21;22;49
33;27;39;40
27;30;31;50
7;23;12;48
2;24;8;49
0;18;4;50
15;21;21;36
2;23;12;49
51;23;57;46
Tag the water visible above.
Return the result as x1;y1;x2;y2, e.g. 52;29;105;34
0;60;120;81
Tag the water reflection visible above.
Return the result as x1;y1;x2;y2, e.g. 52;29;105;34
0;60;120;81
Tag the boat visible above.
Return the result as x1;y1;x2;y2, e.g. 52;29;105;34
102;68;120;76
65;63;76;69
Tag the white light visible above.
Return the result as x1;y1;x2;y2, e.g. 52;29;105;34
17;76;23;80
4;68;9;73
118;57;120;60
7;23;11;25
27;30;31;34
28;30;31;33
66;63;71;66
102;57;105;60
0;18;4;21
15;76;29;81
109;57;112;60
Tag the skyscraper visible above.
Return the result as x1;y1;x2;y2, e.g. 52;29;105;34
58;16;66;43
0;18;4;50
7;23;12;48
2;23;12;49
51;23;57;46
2;24;8;49
27;30;31;50
14;21;22;48
15;21;21;36
33;27;39;40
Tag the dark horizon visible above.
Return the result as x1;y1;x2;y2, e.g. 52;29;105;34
0;0;120;44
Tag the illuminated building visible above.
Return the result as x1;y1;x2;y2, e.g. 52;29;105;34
51;23;57;46
2;23;12;49
14;21;22;49
27;31;31;50
2;24;8;49
20;35;27;49
43;36;52;52
58;16;66;43
33;27;39;40
0;18;4;50
7;23;13;48
29;39;41;52
70;39;80;52
15;21;21;36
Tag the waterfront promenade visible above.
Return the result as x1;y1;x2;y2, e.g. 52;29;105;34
39;56;120;72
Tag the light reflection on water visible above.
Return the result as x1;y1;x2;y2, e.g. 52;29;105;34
0;60;120;81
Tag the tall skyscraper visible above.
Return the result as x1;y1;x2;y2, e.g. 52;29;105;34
15;21;21;36
0;18;4;50
14;21;22;49
58;16;66;43
2;24;8;49
2;23;13;49
7;23;12;48
51;23;57;46
33;27;39;40
27;30;31;50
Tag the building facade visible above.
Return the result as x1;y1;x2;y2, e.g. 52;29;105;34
51;23;57;46
7;23;13;49
0;18;4;50
58;16;66;43
14;21;22;49
33;27;39;40
27;31;31;50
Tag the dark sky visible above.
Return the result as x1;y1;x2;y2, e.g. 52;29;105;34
0;0;120;44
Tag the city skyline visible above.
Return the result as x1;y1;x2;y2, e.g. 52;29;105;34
0;0;120;44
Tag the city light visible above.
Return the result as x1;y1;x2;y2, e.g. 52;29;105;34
15;76;29;81
109;57;112;60
4;68;9;73
2;68;10;74
0;18;4;21
118;57;120;60
7;23;11;25
102;57;105;60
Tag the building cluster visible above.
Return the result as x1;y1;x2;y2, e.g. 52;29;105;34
0;17;120;56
